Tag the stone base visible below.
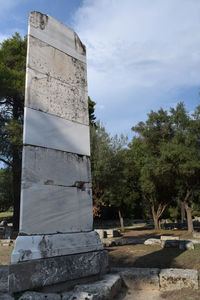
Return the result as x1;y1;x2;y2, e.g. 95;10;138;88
9;250;108;293
11;231;103;263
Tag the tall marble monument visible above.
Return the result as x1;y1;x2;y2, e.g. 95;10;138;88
9;11;107;293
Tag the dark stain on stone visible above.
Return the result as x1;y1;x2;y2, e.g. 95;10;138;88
40;13;48;30
38;236;53;258
44;180;54;185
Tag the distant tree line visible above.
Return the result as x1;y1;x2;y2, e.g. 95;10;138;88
0;34;200;234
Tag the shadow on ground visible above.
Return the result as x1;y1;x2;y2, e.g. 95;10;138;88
108;246;186;269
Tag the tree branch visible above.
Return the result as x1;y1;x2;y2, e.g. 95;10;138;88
0;157;12;167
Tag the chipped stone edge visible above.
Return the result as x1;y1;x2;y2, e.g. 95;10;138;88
11;231;103;263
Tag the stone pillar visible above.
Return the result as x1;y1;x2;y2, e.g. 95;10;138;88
9;11;107;293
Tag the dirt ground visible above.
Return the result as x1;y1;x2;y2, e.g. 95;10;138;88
116;288;200;300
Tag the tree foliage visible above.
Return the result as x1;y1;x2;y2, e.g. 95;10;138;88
0;33;26;230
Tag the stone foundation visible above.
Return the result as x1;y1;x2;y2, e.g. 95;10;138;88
9;250;108;293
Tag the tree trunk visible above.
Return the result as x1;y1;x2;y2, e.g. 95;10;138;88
118;209;124;232
183;189;193;233
152;203;167;230
152;205;160;229
181;201;185;223
12;100;22;233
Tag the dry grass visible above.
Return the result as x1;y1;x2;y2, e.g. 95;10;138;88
0;245;13;265
0;211;13;219
108;243;200;271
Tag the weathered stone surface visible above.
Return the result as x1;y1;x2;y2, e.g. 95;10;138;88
161;240;180;248
9;250;108;293
179;240;194;250
62;291;95;300
18;291;61;300
112;267;160;290
11;232;103;263
23;107;90;156
20;185;93;235
144;238;161;246
0;265;8;292
74;274;122;300
160;236;179;241
106;229;121;237
103;237;145;247
28;36;87;87
0;294;14;300
160;268;198;290
22;146;91;188
29;12;86;63
26;69;88;125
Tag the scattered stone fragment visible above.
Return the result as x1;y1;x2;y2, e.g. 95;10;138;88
193;231;200;239
160;268;198;290
160;236;179;241
112;267;160;290
161;240;180;248
144;238;161;246
74;274;122;300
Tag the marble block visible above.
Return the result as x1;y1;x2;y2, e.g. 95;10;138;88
25;68;88;125
27;36;87;87
29;11;86;63
20;185;93;235
23;107;90;156
11;232;103;263
9;250;108;293
22;146;91;188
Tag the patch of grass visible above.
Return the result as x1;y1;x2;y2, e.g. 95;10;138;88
0;211;13;219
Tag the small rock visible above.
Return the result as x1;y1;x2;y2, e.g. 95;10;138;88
193;231;200;239
144;238;161;246
185;241;194;250
160;236;179;241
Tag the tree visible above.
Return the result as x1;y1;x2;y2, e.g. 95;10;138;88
0;168;13;212
0;33;26;231
131;108;175;229
88;96;96;126
159;103;200;232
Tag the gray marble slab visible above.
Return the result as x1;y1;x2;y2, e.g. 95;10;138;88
20;184;93;235
25;68;88;125
27;35;87;87
22;146;91;188
23;107;90;156
29;12;86;63
11;232;103;263
9;250;108;293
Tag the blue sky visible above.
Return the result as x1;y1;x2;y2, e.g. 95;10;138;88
0;0;200;139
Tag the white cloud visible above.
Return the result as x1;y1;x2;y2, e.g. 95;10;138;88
73;0;200;135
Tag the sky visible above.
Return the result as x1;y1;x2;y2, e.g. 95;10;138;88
0;0;200;139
